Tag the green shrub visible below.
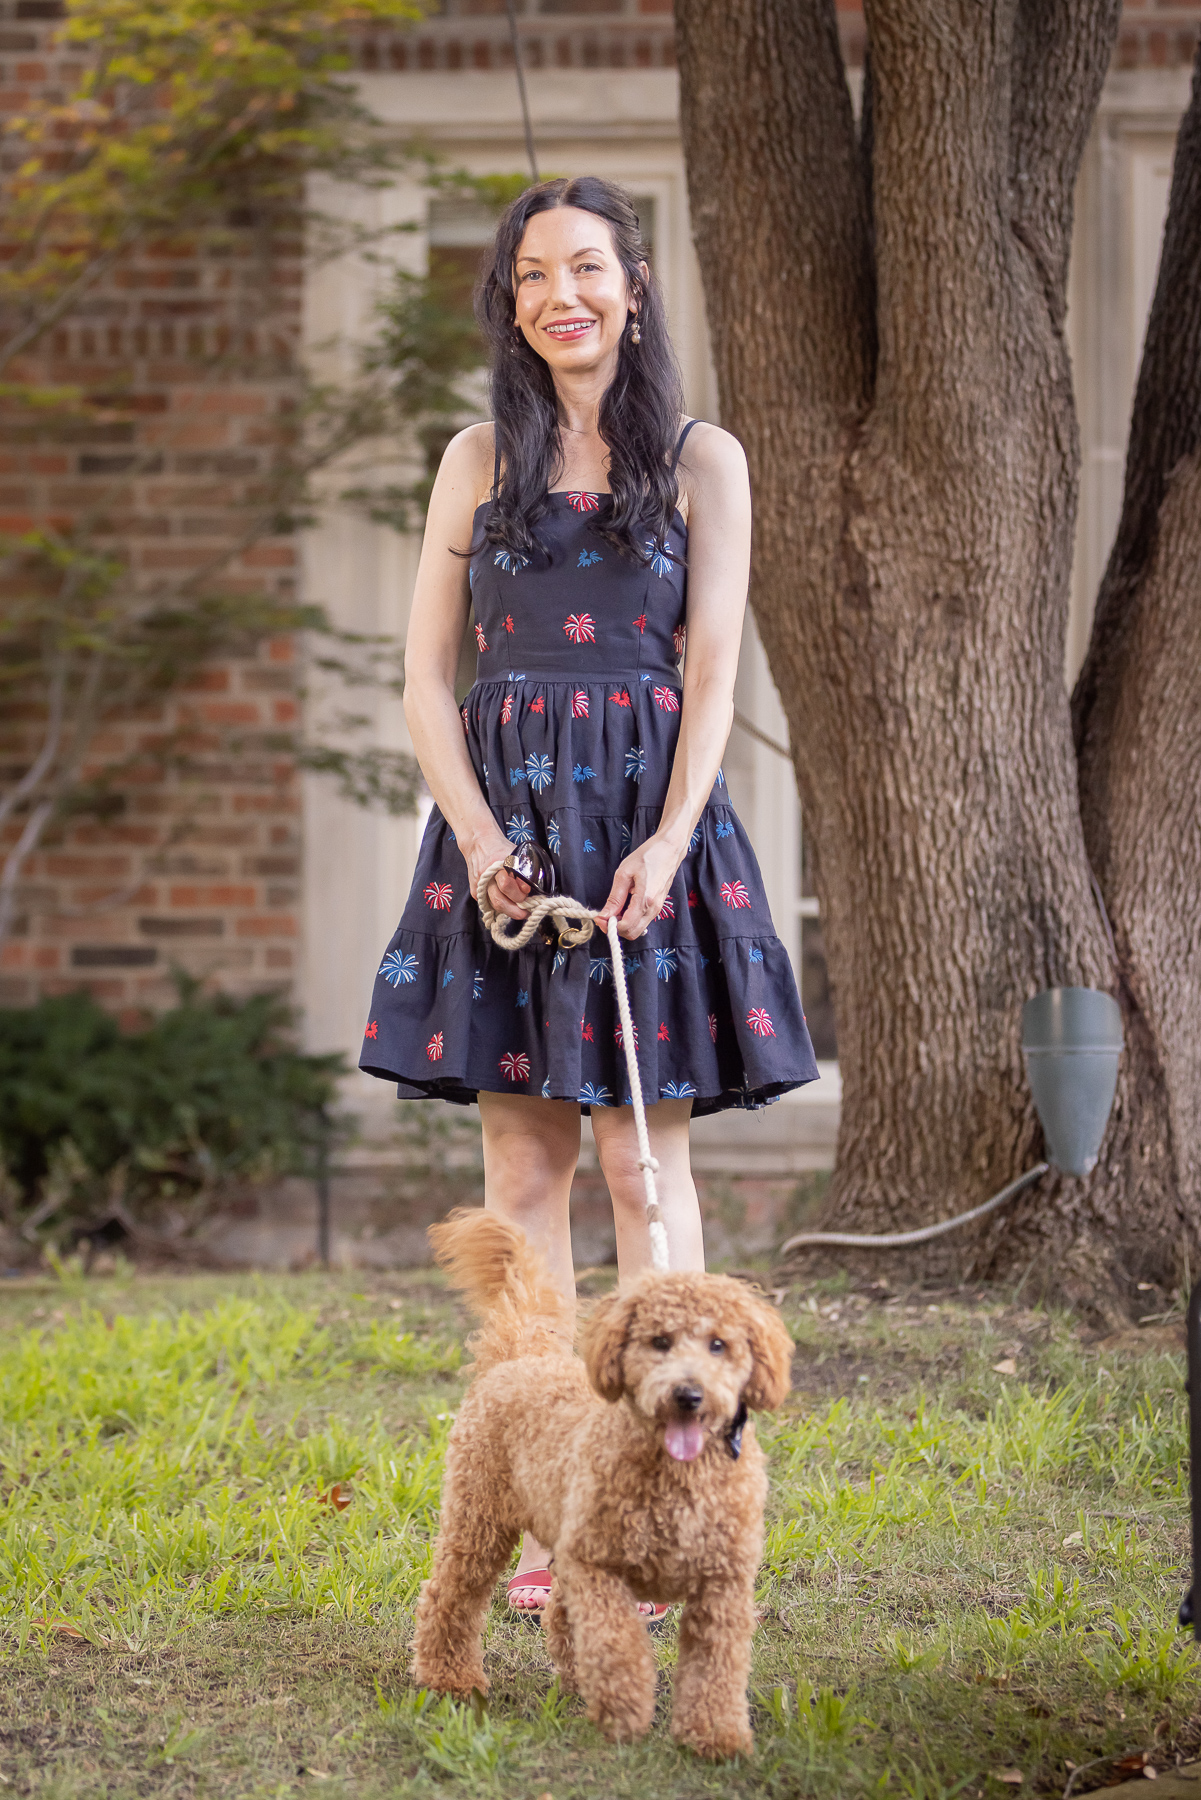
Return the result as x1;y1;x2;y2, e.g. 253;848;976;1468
0;979;347;1227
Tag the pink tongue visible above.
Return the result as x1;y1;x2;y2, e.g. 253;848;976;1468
665;1421;705;1462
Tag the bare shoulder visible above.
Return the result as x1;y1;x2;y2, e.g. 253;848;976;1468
676;421;749;521
679;420;746;479
435;420;497;509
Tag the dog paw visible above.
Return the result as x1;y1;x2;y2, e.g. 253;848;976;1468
672;1722;753;1761
588;1698;655;1744
411;1659;488;1699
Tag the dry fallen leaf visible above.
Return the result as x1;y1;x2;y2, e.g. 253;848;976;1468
990;1773;1023;1786
41;1620;87;1645
1062;1530;1084;1546
992;1358;1018;1375
317;1484;352;1512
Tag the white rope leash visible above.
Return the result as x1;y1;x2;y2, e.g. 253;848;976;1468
476;857;670;1273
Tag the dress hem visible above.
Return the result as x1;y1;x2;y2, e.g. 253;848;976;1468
359;1063;819;1117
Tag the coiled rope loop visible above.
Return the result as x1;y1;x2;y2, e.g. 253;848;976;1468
476;856;669;1272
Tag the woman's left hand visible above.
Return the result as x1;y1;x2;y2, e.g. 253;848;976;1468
595;832;685;939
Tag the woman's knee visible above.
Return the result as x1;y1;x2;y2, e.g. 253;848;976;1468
481;1096;581;1186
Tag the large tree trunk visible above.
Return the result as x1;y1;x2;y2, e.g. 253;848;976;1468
675;0;1200;1316
1072;55;1201;1300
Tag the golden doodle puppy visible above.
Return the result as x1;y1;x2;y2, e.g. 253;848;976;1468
412;1207;793;1759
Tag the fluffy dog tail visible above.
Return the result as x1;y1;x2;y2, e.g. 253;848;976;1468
428;1207;572;1370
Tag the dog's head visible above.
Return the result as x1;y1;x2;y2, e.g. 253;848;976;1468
580;1271;793;1463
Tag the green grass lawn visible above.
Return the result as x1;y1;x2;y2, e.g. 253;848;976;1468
1;1262;1198;1797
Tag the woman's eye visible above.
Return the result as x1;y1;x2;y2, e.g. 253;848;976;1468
651;1335;671;1352
709;1339;726;1355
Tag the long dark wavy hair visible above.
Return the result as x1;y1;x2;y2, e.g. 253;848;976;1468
475;176;686;563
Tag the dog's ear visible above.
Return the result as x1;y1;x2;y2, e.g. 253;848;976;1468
581;1291;637;1402
743;1299;794;1411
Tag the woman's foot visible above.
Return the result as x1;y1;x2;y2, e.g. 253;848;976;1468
507;1566;553;1613
506;1562;669;1627
507;1535;554;1614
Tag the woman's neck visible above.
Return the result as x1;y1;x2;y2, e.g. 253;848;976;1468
552;358;616;438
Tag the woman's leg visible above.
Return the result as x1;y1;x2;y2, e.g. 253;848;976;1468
477;1091;582;1608
590;1096;704;1277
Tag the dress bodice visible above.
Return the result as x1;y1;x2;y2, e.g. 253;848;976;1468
468;492;687;682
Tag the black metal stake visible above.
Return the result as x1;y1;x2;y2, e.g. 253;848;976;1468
1178;1278;1201;1635
316;1112;331;1272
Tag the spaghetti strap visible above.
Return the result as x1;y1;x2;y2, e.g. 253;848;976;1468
670;417;700;474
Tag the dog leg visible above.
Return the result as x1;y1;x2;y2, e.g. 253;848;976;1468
541;1580;579;1692
412;1518;518;1698
554;1558;656;1743
671;1579;757;1760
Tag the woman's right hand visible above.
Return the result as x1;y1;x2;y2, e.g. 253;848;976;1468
462;826;535;923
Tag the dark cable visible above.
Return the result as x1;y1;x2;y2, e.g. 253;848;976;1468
504;0;540;184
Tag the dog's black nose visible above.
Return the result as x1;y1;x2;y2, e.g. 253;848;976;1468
673;1384;703;1413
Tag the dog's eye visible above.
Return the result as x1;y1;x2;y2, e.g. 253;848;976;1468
650;1334;671;1351
709;1338;726;1354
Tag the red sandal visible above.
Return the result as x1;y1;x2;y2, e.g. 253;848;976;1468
506;1567;552;1615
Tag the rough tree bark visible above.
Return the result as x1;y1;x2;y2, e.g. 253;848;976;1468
675;0;1200;1317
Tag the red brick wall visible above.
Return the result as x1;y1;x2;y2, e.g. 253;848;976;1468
0;0;303;1016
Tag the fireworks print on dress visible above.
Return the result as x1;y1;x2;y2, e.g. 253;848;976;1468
653;685;679;712
499;1051;531;1082
720;880;752;909
426;1031;444;1060
423;881;452;910
747;1008;775;1038
525;752;554;793
567;491;600;513
563;612;596;644
571;689;589;718
380;950;418;986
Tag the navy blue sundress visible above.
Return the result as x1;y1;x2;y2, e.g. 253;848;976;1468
360;424;819;1116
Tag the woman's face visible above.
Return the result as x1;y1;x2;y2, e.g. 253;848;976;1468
512;205;642;377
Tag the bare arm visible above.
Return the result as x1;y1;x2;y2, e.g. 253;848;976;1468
403;424;534;922
597;423;752;937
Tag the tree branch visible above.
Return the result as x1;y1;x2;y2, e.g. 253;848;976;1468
0;232;135;377
674;0;873;447
1007;0;1121;318
0;656;65;834
863;0;1022;446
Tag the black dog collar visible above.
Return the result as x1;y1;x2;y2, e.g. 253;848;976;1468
725;1398;748;1460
